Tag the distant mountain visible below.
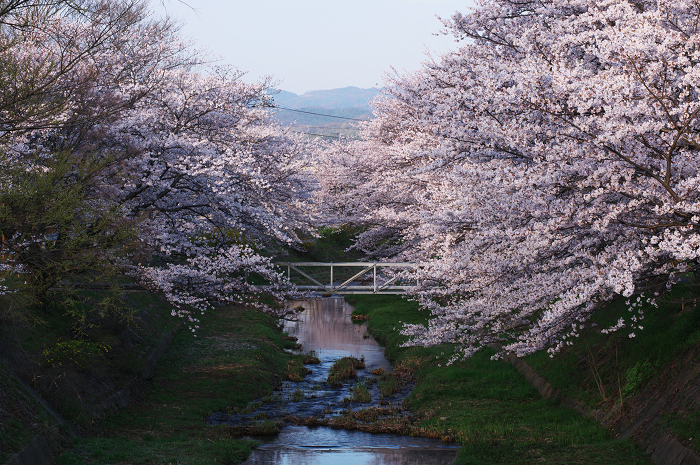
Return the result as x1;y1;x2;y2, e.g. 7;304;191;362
269;87;381;111
266;86;381;140
271;90;298;105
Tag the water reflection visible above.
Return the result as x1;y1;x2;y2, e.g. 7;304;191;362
244;426;457;465
245;449;456;465
284;298;391;371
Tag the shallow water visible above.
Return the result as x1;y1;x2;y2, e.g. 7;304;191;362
219;298;458;464
243;425;458;465
284;298;392;372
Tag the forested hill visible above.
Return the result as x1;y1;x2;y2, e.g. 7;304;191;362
271;87;380;110
269;87;379;139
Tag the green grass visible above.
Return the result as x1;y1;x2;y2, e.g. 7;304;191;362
0;361;66;463
665;409;700;451
521;284;700;454
281;225;365;263
327;356;365;386
346;295;425;361
378;376;401;398
286;359;311;382
291;388;306;402
346;383;371;403
348;295;654;464
56;305;302;465
57;436;256;465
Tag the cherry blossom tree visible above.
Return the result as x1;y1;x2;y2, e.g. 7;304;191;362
321;0;700;359
0;0;188;305
0;0;317;327
116;67;318;321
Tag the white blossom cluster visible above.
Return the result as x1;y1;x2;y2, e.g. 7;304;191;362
319;0;700;359
111;67;318;320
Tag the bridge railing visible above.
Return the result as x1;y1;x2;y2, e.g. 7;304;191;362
275;262;417;295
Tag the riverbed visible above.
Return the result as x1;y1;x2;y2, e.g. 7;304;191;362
209;297;458;464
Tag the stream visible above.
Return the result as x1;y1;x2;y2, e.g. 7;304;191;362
209;297;458;464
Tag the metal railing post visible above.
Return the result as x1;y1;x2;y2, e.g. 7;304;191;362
373;263;377;293
330;263;334;292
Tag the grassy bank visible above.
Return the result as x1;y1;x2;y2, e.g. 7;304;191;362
523;285;700;452
55;303;300;465
1;289;181;463
348;295;653;464
0;359;66;462
524;286;700;406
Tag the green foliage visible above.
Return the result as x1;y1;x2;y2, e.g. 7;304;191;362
455;441;651;465
291;388;305;402
47;288;139;336
0;287;183;447
285;224;365;262
525;283;700;407
675;300;700;344
0;148;142;329
302;351;321;364
346;382;371;403
665;409;700;451
377;376;401;398
56;436;259;465
286;359;310;382
42;339;110;369
1;293;169;457
57;304;298;464
0;360;65;464
517;284;700;456
623;360;656;396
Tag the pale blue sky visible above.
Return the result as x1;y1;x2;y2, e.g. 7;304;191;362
151;0;476;94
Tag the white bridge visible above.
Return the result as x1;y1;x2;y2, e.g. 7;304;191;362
276;262;417;295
